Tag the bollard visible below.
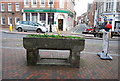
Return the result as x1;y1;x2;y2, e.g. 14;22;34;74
9;24;13;32
56;27;60;35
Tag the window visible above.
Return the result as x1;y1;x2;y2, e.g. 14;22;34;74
48;13;54;25
1;3;5;11
24;0;29;6
16;3;20;11
26;13;30;21
32;13;37;22
15;17;20;24
1;17;5;25
40;13;46;23
60;0;64;8
40;0;45;6
48;0;54;5
106;0;114;11
8;3;12;11
8;17;12;25
32;0;37;6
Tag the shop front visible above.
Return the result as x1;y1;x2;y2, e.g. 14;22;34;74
22;9;74;31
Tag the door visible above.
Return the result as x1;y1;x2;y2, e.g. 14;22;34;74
21;21;30;30
58;19;63;31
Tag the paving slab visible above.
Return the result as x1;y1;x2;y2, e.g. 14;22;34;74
2;48;118;79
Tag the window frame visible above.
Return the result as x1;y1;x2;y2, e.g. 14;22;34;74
8;3;12;12
40;0;45;7
31;0;37;7
1;17;5;25
24;0;29;7
15;17;20;24
15;3;20;11
48;0;54;7
8;17;12;25
1;3;5;12
59;0;64;8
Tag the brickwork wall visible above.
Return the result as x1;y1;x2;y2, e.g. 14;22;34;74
1;1;23;28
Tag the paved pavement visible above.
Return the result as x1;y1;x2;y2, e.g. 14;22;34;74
1;28;120;80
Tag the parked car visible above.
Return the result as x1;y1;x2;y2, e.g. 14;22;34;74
15;21;48;33
83;26;94;32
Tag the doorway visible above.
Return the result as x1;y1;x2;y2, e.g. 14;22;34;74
58;19;63;31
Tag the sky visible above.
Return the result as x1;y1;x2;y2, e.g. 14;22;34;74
74;0;93;16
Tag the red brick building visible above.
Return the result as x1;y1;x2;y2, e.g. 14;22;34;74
0;0;76;31
22;0;75;31
0;0;24;28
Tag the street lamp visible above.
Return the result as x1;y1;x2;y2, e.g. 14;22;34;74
49;1;53;32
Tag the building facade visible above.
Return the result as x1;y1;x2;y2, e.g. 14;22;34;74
94;0;120;31
87;2;96;26
22;0;75;31
0;0;24;28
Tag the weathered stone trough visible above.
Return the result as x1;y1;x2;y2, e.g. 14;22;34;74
23;37;85;68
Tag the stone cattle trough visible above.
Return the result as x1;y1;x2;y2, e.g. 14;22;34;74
23;37;85;68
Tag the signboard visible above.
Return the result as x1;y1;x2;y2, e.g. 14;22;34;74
23;9;74;16
102;30;109;54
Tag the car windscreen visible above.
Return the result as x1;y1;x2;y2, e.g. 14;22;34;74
36;23;42;26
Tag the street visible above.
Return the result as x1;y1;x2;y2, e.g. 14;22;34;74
70;24;87;33
2;32;119;55
1;0;120;80
1;32;119;79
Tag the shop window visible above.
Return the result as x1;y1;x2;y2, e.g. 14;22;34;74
32;13;37;22
48;13;54;25
26;13;30;21
40;13;46;23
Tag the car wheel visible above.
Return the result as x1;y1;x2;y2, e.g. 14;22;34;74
36;29;42;33
17;28;23;32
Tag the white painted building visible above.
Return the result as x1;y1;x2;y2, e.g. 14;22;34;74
95;0;120;31
22;0;75;32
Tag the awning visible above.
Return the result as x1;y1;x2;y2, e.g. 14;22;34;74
23;9;74;17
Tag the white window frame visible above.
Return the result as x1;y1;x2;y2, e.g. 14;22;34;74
24;0;29;7
15;17;20;24
1;3;5;12
48;0;54;7
59;0;64;8
8;17;12;25
8;3;12;12
15;3;20;11
31;0;37;7
40;0;45;7
1;17;5;25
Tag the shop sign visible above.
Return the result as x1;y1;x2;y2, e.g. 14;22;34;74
23;9;74;17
